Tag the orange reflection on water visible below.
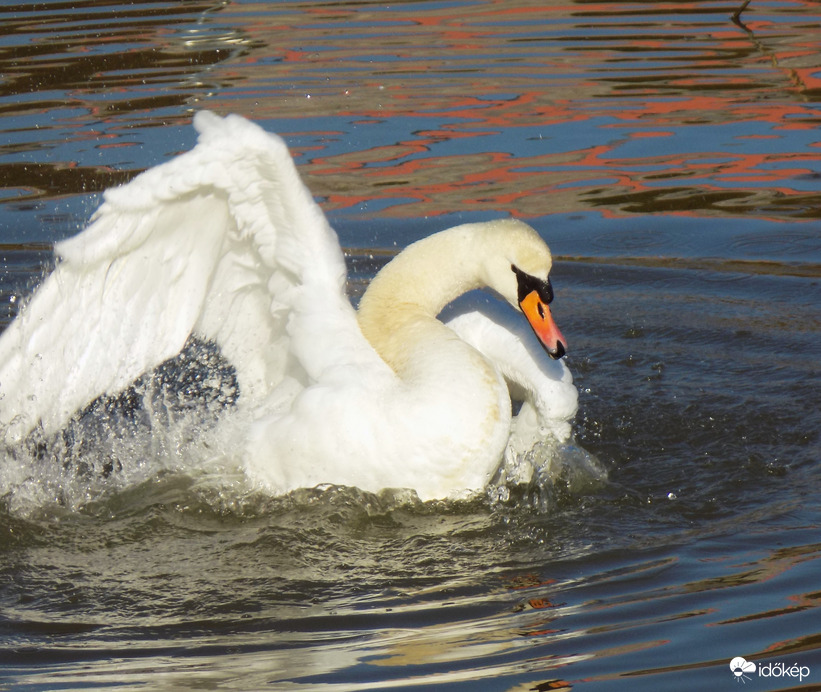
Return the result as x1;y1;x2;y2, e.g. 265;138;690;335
209;0;821;220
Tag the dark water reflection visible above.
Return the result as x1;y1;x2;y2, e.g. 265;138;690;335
1;1;820;690
0;0;249;201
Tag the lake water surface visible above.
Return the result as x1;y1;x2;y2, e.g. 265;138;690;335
1;1;820;690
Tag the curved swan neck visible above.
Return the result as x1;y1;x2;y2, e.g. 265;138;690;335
356;220;550;373
362;226;481;314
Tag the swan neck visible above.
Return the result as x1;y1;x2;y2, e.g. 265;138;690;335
356;225;500;372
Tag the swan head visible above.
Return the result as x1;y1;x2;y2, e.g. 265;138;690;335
479;219;568;360
358;218;568;368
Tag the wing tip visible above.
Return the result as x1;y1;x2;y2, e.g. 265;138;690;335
193;110;222;134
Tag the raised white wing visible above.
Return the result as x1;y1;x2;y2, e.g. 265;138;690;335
0;112;385;443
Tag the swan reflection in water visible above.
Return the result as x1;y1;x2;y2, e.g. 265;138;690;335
0;112;601;502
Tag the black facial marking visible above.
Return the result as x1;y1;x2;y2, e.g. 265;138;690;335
512;264;554;305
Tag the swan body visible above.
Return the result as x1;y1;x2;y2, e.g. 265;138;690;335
0;112;578;501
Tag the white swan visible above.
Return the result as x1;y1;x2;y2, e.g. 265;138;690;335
0;112;578;501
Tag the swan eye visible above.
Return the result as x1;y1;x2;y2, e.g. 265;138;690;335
511;264;554;305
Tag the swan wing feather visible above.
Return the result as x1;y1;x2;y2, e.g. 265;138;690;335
0;112;385;442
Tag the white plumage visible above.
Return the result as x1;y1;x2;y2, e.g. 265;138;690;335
0;112;579;501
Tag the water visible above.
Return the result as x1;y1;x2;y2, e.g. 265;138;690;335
1;1;820;689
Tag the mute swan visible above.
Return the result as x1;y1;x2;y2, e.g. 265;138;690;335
0;112;578;501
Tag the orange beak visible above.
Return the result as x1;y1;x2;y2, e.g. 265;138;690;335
520;289;567;360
